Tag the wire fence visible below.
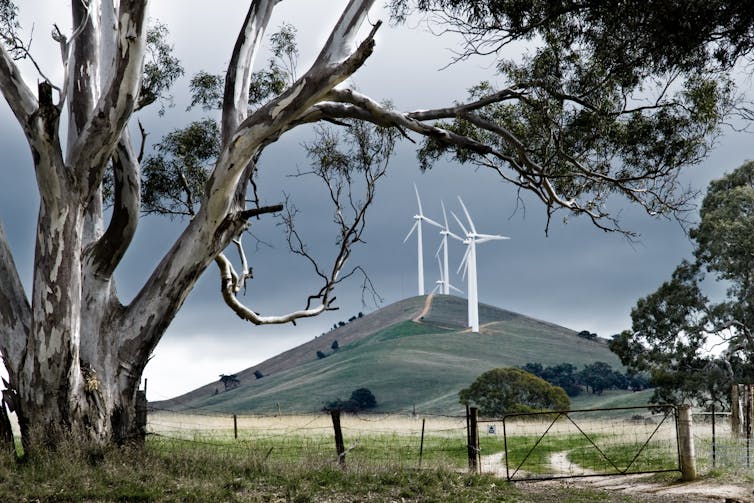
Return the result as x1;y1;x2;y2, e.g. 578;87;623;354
692;409;754;474
146;408;470;469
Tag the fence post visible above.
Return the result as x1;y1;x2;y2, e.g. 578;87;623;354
677;405;697;481
467;406;479;472
711;404;716;469
330;409;346;466
419;418;426;467
732;384;741;437
233;414;238;440
135;389;147;444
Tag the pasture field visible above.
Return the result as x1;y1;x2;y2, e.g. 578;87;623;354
0;411;738;502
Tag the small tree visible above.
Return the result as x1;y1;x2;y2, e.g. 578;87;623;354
459;368;569;416
219;374;240;391
325;387;377;412
253;370;264;379
331;340;339;351
316;350;327;359
349;387;377;409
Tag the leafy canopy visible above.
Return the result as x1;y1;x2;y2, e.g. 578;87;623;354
459;367;569;416
611;162;754;407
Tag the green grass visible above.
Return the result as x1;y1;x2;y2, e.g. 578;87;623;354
570;441;679;473
504;434;596;474
0;438;665;503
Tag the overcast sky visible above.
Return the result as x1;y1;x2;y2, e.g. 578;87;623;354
1;1;751;401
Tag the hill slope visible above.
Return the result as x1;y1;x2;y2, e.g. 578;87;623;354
155;295;625;414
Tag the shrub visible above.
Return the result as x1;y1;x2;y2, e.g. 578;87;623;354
459;368;569;416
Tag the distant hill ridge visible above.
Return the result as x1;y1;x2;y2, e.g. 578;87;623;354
155;295;624;414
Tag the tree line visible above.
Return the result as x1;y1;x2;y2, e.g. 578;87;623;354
521;362;650;397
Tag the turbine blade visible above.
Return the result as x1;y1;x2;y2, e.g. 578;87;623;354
449;283;464;294
451;211;469;236
436;255;444;280
422;215;443;229
431;283;441;294
414;183;423;216
458;246;471;275
475;233;509;240
457;196;477;234
403;222;418;243
441;201;449;230
447;230;464;242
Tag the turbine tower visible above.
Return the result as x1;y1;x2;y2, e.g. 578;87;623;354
404;184;441;295
435;201;463;295
452;197;509;332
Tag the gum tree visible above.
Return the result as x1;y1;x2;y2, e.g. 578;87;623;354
0;0;735;449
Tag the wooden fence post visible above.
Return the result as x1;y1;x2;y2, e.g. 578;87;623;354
330;409;346;466
467;407;479;472
419;418;426;467
135;389;147;444
233;414;238;440
677;405;697;481
732;384;741;437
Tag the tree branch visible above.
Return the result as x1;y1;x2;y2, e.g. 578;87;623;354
84;130;141;279
0;43;38;128
0;221;30;382
215;253;328;325
221;0;279;146
66;0;148;193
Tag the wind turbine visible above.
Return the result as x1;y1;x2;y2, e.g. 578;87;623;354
433;201;463;295
404;184;442;295
452;197;509;333
431;254;464;295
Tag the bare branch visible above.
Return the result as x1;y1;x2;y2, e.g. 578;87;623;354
0;44;37;127
216;252;328;325
222;0;279;146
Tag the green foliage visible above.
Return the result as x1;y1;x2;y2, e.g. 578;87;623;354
139;22;185;115
613;162;754;407
350;387;377;409
325;387;377;413
522;361;648;397
141;118;220;216
0;0;22;60
459;367;569;416
390;0;742;231
187;71;224;111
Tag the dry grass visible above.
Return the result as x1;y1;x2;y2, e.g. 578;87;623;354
148;410;467;439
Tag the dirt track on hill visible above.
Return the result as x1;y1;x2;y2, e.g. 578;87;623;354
413;294;434;321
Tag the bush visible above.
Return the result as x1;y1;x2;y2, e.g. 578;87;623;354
324;387;377;413
459;368;569;416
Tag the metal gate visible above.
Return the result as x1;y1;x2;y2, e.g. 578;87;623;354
487;405;680;481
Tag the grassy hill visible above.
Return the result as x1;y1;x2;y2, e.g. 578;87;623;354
155;295;635;415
